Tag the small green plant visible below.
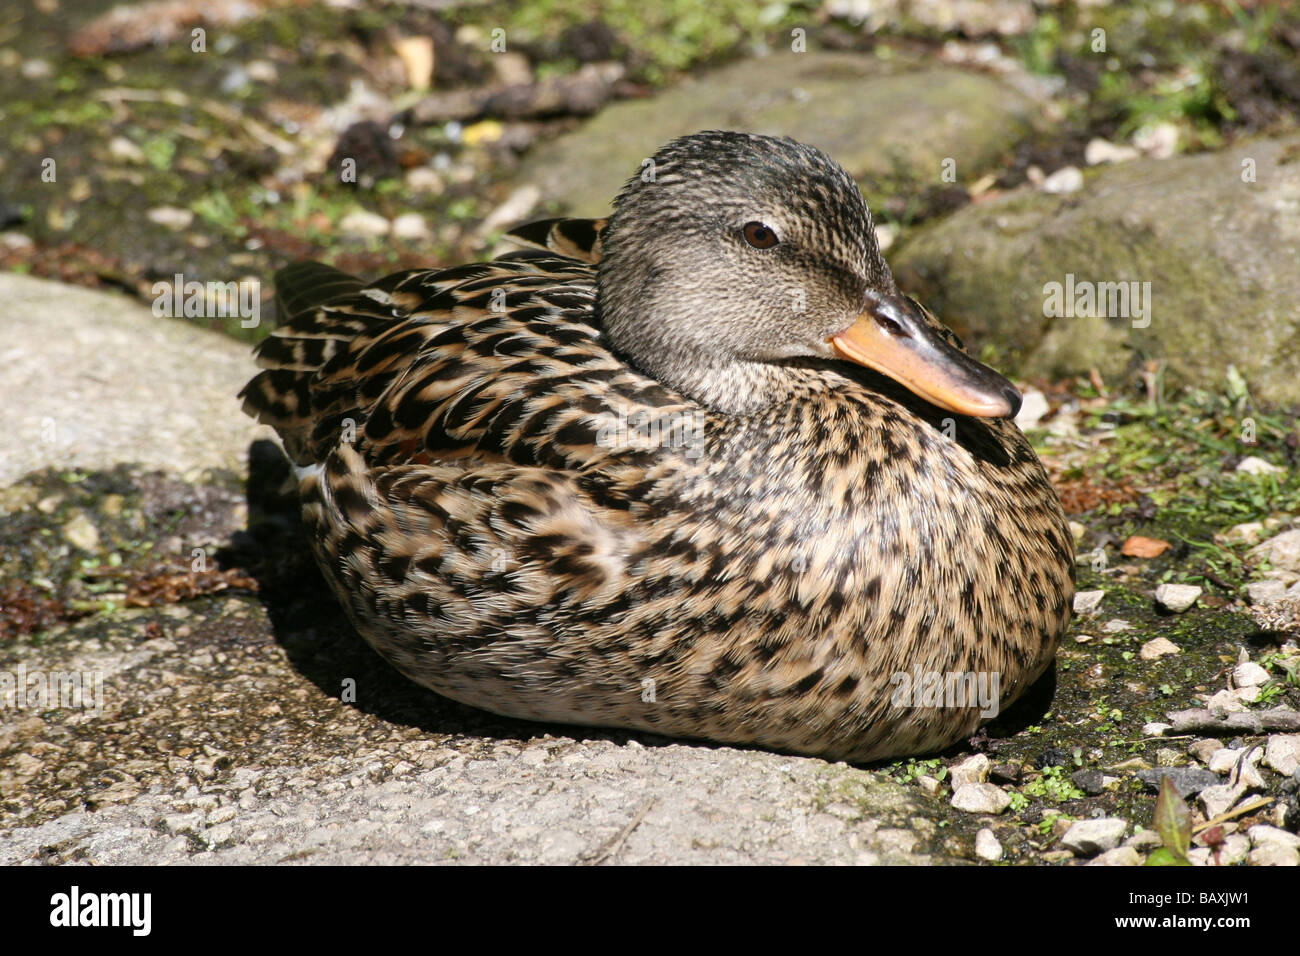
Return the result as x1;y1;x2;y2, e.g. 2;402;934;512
1023;766;1085;804
891;757;947;785
1254;681;1285;706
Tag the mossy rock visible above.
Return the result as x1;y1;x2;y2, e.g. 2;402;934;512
516;52;1041;216
892;135;1300;402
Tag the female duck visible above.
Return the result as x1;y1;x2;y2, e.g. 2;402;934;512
242;131;1073;762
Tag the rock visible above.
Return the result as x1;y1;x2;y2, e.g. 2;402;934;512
1070;769;1105;795
404;166;445;194
1208;747;1265;789
0;274;272;485
1206;689;1252;714
1188;738;1225;763
1237;758;1267;790
951;783;1010;814
1155;584;1202;613
1124;829;1163;850
974;827;1002;862
1265;735;1300;777
61;511;100;552
338;209;391;239
1136;767;1221;798
1013;387;1049;429
161;813;201;835
1133;122;1179;159
1068;521;1087;544
1142;722;1171;738
1110;757;1151;772
206;806;237;826
1139;637;1181;660
1155;748;1183;768
1251;530;1300;574
1084;137;1139;165
1233;661;1271;688
1209;748;1247;775
108;135;146;164
1247;580;1289;606
246;60;277;84
145;206;194;230
1101;619;1132;633
219;65;253;95
1061;818;1127;856
1073;590;1104;615
916;774;943;797
390;213;430;241
205;822;235;845
1213;833;1251;866
1249;825;1300;852
516;53;1040;217
1040;165;1083;194
1200;783;1246;820
989;763;1021;784
1087;846;1142;866
21;57;52;79
1236;455;1285;476
949;753;990;789
891;135;1300;405
1248;844;1300;866
1220;521;1266;546
826;0;1038;37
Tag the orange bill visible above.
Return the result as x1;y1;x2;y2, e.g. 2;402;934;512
829;291;1021;419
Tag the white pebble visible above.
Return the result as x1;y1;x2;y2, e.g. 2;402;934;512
1155;583;1201;613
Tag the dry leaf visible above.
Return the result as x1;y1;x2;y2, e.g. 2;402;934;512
1121;535;1171;558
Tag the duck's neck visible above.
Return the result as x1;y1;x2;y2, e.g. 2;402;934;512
596;295;809;415
615;342;804;416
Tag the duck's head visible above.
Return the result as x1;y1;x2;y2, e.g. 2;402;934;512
597;130;1021;419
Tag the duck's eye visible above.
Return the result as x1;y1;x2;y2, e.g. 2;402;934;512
742;221;779;249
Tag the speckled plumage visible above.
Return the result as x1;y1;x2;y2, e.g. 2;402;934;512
241;131;1074;762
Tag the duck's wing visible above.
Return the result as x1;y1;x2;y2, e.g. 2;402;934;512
501;218;608;264
240;251;695;479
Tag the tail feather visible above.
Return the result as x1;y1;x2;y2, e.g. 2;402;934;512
239;263;384;465
275;262;365;318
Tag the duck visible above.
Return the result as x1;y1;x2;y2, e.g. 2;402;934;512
240;130;1074;763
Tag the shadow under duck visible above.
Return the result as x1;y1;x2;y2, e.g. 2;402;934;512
241;131;1074;763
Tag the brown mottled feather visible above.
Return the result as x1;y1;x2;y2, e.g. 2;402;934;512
503;217;607;264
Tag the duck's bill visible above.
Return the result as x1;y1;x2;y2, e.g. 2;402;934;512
828;293;1022;419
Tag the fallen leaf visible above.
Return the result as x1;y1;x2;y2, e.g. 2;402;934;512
1122;535;1171;558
